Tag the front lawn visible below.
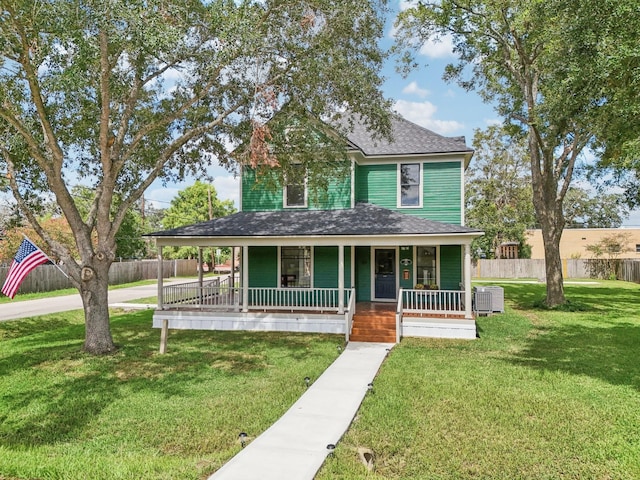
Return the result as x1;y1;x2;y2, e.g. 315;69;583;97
317;280;640;479
0;310;340;479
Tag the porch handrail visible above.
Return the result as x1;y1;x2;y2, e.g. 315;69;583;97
344;288;356;342
162;277;237;309
402;288;465;315
396;288;404;344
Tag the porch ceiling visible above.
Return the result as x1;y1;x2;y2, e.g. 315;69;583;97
148;203;483;247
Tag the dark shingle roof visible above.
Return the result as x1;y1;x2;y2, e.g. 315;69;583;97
149;203;481;239
344;115;473;156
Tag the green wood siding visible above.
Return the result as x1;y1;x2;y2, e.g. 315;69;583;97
313;247;351;288
242;166;351;211
248;246;277;287
423;162;461;224
440;245;462;290
355;161;462;224
399;246;414;289
242;169;282;211
355;164;396;209
355;246;371;301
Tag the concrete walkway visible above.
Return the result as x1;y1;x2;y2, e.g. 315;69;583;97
208;341;393;480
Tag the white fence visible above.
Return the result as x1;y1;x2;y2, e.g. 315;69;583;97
0;259;198;296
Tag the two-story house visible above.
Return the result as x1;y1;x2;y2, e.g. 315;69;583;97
149;114;483;349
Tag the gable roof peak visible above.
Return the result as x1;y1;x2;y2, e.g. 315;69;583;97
342;113;473;157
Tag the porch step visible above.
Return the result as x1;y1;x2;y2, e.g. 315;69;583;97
350;312;396;343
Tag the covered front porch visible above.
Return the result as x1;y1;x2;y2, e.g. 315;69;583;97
151;273;477;348
148;204;483;349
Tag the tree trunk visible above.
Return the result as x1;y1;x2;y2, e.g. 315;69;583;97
529;130;567;307
80;259;116;354
540;220;565;305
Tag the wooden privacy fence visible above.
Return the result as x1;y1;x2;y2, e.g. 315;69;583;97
473;258;640;283
0;259;198;296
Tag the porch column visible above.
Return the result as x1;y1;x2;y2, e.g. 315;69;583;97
242;245;249;313
197;247;203;285
157;246;164;309
338;244;345;314
464;243;472;319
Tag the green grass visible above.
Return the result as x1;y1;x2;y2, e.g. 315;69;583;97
3;281;640;479
0;310;341;479
317;280;640;479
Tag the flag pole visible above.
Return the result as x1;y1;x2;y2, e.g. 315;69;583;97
22;234;70;279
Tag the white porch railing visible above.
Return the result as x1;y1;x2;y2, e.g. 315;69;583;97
162;277;239;310
401;288;466;315
162;281;352;314
247;287;350;312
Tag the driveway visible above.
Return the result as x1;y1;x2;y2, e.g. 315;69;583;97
0;281;169;322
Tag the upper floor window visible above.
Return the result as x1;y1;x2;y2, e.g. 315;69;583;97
398;163;422;207
284;165;307;208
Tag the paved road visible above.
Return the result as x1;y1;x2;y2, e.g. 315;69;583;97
0;282;165;322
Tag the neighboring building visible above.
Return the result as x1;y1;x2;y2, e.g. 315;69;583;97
526;228;640;259
149;115;483;346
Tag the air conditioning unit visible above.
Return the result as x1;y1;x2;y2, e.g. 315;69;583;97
473;286;504;314
473;287;493;315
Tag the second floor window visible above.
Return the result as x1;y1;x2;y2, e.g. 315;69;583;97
399;163;422;207
284;165;307;208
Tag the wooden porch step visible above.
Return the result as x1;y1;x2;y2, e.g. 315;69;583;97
350;310;396;343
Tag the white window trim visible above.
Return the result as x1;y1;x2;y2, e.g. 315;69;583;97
283;176;308;209
413;245;439;287
277;246;314;288
397;162;423;208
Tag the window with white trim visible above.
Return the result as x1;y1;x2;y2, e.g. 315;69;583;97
399;163;422;207
284;165;307;208
280;246;311;287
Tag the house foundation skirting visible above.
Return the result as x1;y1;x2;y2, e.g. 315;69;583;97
401;318;477;339
152;310;346;335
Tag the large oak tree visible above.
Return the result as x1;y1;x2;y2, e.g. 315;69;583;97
0;0;391;353
396;0;635;306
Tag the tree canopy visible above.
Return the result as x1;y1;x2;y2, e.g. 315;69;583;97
465;125;534;259
395;0;638;306
161;181;235;262
0;0;392;353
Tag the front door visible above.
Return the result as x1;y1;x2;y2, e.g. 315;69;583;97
374;248;396;300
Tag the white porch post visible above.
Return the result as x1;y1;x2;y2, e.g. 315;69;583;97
338;244;345;314
157;246;164;309
464;243;472;319
242;245;249;313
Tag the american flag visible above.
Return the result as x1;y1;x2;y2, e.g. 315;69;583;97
1;238;50;299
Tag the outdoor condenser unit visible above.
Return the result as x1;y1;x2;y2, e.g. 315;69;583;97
473;287;493;315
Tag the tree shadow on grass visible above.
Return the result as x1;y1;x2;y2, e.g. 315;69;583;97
509;320;640;392
0;310;339;448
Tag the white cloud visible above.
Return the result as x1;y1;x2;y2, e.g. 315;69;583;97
418;34;455;59
402;81;430;98
393;99;464;135
213;175;240;208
